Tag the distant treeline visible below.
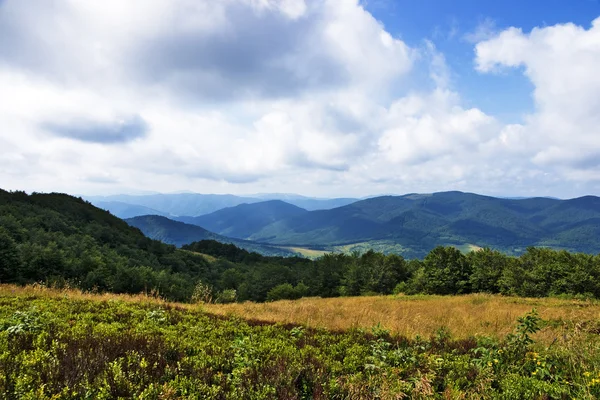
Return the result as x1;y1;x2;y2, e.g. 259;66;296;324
1;189;600;303
183;240;600;301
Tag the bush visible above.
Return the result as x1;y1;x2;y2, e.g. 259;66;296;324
215;289;237;304
267;283;300;301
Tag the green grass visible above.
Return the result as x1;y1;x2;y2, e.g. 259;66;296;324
2;285;600;399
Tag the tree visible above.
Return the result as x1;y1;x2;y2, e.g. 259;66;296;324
468;248;508;293
0;227;20;283
422;246;472;295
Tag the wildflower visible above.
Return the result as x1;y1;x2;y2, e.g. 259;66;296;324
497;349;503;354
532;371;537;375
487;362;492;367
493;359;499;364
537;361;541;365
584;372;591;377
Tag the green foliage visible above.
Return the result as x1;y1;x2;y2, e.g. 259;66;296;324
215;289;237;304
421;246;472;295
266;283;308;301
0;227;20;283
1;294;598;398
128;216;296;257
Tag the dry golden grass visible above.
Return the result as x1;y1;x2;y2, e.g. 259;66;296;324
0;284;195;310
278;246;330;258
204;294;600;342
3;284;599;343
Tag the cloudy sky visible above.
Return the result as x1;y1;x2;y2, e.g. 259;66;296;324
1;0;600;198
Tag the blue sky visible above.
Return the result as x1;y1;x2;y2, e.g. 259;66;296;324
366;0;600;121
1;0;600;198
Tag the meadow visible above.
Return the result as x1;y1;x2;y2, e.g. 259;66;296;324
204;294;600;342
2;284;600;399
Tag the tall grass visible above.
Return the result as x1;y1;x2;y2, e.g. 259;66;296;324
204;294;600;342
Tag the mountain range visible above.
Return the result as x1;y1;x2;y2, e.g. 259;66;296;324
125;215;295;257
85;193;358;219
127;191;600;258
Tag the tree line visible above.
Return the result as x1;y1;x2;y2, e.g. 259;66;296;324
183;241;600;302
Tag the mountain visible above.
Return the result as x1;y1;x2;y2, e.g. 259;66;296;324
250;193;358;211
84;193;358;218
84;193;261;217
0;189;216;301
176;200;308;239
186;191;600;256
94;200;171;219
125;215;295;257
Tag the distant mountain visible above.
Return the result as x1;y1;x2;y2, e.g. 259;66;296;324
187;191;600;257
85;193;358;217
94;201;171;219
85;194;260;217
125;215;296;257
250;194;358;211
176;200;308;239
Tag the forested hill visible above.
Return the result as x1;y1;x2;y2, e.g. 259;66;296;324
0;190;222;301
175;200;308;239
126;215;295;257
187;191;600;256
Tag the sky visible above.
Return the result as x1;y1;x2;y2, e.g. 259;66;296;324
1;0;600;198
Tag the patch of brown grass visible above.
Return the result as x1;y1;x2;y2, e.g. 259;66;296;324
3;284;599;343
204;294;600;341
0;284;195;310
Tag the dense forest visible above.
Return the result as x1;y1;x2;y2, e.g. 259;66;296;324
1;190;600;303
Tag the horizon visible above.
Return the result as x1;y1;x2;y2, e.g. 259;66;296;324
5;187;571;202
1;1;600;198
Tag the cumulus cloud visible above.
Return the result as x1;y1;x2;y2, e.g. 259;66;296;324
0;0;599;197
476;18;600;175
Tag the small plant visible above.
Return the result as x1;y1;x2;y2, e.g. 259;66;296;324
215;289;237;304
146;309;167;324
191;281;213;303
506;308;542;351
4;307;45;337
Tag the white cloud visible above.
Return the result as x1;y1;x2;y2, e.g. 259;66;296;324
476;17;600;177
0;0;599;198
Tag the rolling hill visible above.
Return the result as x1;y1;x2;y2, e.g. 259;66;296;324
125;215;295;256
176;191;600;256
94;200;172;219
175;200;308;239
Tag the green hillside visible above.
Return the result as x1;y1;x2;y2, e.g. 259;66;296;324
179;191;600;257
126;215;296;257
95;200;172;219
176;200;308;239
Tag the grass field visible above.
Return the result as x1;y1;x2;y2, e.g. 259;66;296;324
204;294;600;342
278;246;331;258
2;285;600;398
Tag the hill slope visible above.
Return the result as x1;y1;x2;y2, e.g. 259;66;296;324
223;191;600;256
85;193;261;217
94;200;172;219
126;215;295;256
176;200;308;239
0;189;215;301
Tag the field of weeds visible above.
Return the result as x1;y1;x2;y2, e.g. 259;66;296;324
1;285;600;399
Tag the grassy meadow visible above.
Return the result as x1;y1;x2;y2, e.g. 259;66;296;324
2;284;600;399
204;294;600;342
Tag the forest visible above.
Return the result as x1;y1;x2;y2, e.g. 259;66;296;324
1;190;600;303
